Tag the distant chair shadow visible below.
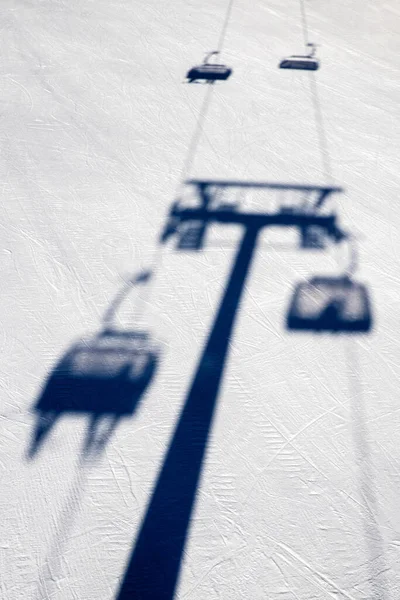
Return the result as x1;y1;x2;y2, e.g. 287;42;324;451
27;329;159;459
286;276;373;333
186;64;232;84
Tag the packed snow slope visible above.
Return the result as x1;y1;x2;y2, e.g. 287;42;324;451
1;0;400;598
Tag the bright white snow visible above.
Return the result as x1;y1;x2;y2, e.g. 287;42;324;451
1;0;400;598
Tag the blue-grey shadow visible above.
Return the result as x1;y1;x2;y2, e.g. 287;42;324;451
116;224;258;599
27;329;159;459
116;180;354;599
186;51;232;83
286;275;373;333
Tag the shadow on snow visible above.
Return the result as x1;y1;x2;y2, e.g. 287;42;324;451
27;270;159;460
117;180;372;599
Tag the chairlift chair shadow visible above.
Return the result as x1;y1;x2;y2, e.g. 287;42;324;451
286;275;373;333
186;51;232;83
279;43;319;71
28;328;159;458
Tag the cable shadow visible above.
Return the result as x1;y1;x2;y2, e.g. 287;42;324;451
102;270;153;329
346;341;388;599
116;180;350;599
34;455;93;600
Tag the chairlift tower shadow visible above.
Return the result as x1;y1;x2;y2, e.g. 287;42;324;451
116;179;354;600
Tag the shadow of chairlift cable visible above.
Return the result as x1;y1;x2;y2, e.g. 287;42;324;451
279;42;319;71
27;280;160;460
186;50;232;83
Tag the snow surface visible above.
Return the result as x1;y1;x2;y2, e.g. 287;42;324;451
1;0;400;598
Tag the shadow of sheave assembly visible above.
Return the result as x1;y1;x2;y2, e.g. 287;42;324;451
28;329;158;458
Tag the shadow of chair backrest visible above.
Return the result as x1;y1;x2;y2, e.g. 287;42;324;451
28;329;159;458
287;276;373;333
